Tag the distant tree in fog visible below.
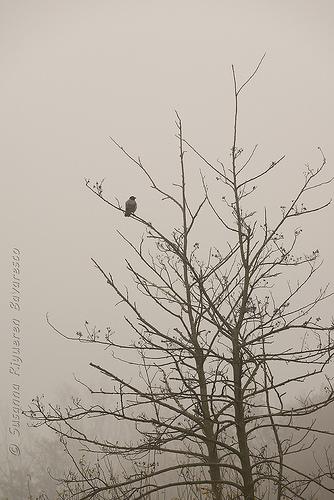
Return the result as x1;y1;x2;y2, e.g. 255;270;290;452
0;418;61;500
26;57;334;500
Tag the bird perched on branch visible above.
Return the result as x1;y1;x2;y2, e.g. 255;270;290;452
124;196;137;217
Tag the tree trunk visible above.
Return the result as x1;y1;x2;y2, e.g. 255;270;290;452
196;354;223;500
233;340;255;500
208;454;223;500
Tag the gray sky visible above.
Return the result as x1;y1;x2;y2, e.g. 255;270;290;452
1;0;334;454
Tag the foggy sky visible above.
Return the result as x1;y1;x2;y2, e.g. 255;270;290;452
1;1;334;493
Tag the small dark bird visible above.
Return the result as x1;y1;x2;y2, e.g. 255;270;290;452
124;196;137;217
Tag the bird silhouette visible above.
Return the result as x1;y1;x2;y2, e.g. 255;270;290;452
124;196;137;217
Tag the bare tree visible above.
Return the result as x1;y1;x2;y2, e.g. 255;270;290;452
26;58;334;500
